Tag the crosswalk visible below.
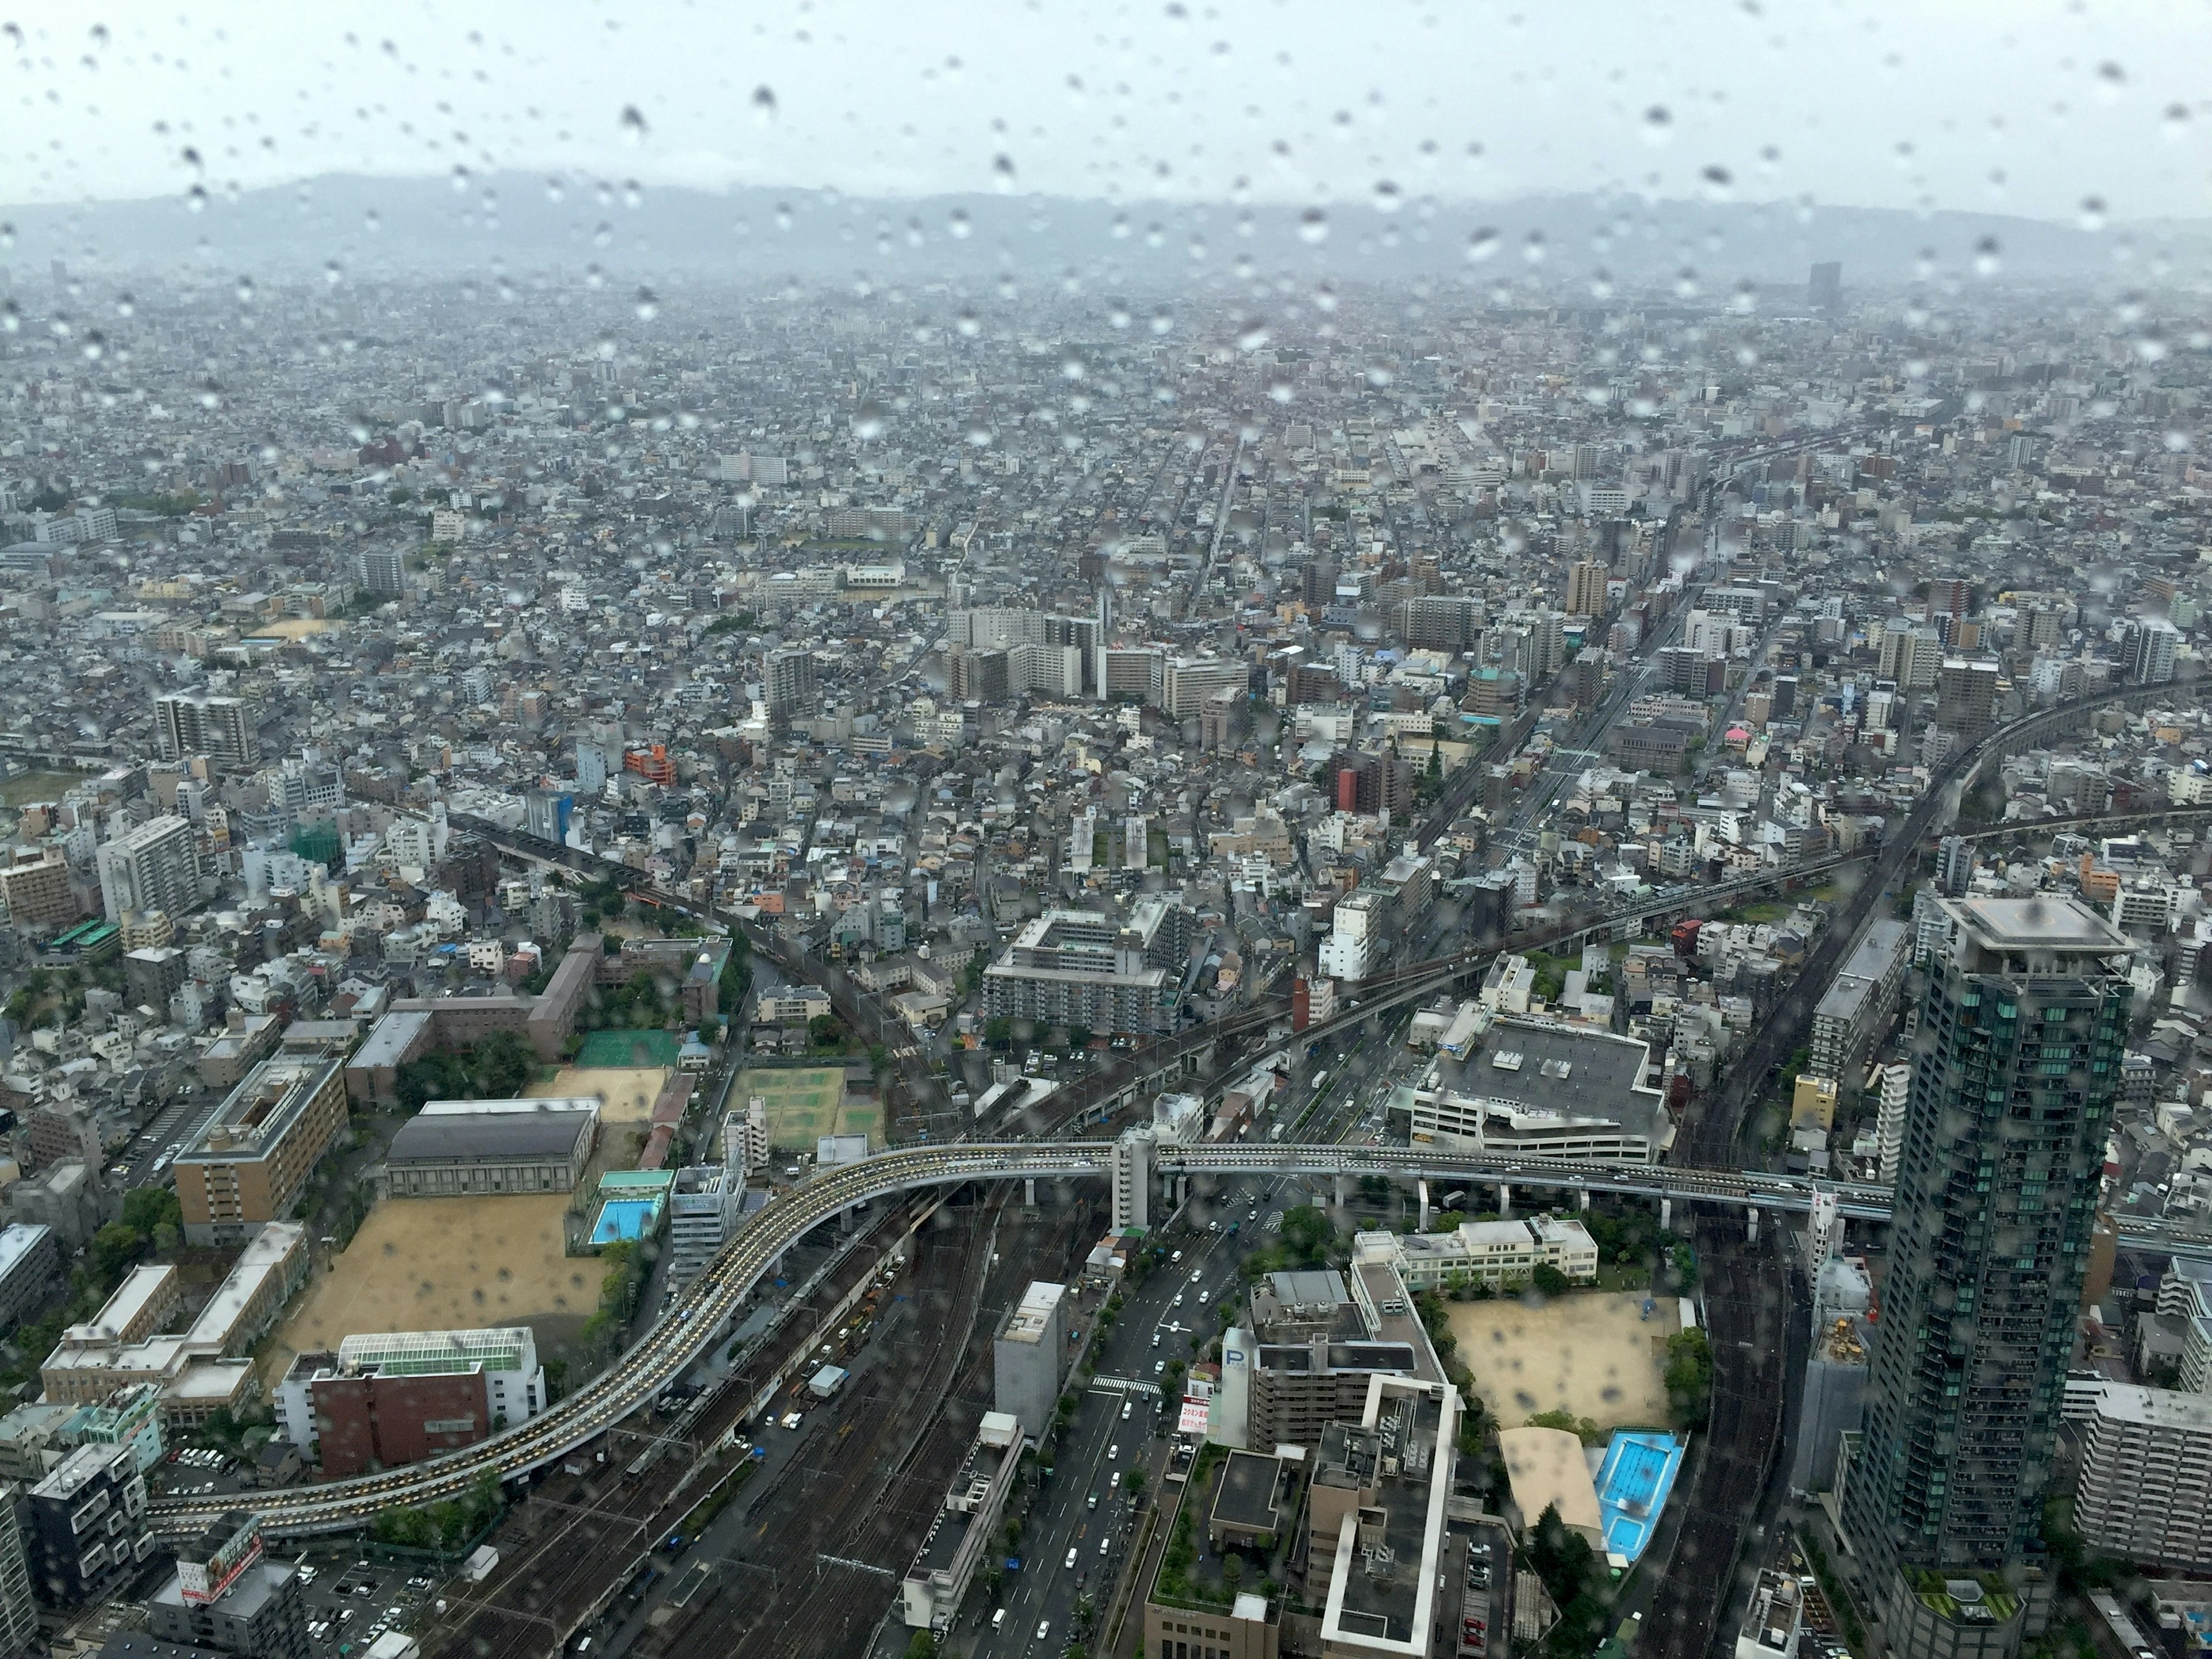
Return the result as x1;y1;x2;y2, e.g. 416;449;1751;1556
1088;1376;1161;1399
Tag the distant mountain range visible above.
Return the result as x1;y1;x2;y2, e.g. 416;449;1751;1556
3;173;2203;295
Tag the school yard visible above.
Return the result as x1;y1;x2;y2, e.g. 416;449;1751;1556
1447;1290;1680;1431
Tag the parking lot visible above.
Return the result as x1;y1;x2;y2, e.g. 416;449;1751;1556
289;1544;445;1653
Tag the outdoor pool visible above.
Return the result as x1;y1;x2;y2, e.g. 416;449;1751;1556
592;1197;661;1245
1594;1430;1684;1565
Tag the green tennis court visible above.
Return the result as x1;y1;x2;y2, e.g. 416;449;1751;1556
737;1066;880;1150
574;1029;682;1068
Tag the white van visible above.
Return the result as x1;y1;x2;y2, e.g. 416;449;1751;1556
991;1609;1007;1631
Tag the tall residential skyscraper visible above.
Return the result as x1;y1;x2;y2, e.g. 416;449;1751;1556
1564;559;1609;617
154;691;260;770
1809;260;1843;309
94;815;201;925
1842;895;2130;1658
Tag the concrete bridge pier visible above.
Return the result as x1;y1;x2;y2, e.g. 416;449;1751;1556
1498;1184;1512;1219
1747;1205;1760;1242
1578;1188;1590;1213
1333;1175;1348;1210
1025;1177;1037;1209
1660;1198;1672;1233
1418;1180;1430;1233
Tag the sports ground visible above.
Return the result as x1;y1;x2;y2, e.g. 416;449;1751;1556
736;1065;880;1150
1446;1290;1678;1430
270;1195;595;1381
574;1028;683;1069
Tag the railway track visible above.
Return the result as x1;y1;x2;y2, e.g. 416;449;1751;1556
645;1194;1105;1659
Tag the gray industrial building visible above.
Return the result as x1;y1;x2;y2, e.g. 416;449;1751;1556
991;1281;1066;1442
0;1225;58;1333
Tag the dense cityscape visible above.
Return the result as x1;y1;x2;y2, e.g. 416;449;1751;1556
0;27;2208;1659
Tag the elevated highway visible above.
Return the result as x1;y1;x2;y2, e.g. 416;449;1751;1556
151;1134;2206;1539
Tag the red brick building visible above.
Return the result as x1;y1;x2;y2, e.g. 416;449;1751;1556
313;1370;491;1477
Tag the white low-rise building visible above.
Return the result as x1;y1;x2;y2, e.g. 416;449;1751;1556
1354;1215;1600;1291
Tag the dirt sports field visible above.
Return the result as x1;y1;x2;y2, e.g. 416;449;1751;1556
546;1066;672;1124
1447;1290;1680;1430
737;1065;880;1150
268;1195;594;1381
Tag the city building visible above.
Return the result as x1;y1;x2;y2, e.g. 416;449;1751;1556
277;1327;546;1476
1308;1374;1460;1659
154;693;260;770
42;1225;306;1425
0;847;80;933
1736;1569;1806;1659
665;1166;745;1286
0;1226;58;1334
380;1097;599;1198
0;1479;35;1655
94;816;200;927
147;1513;307;1659
1353;1217;1600;1293
26;1441;156;1607
899;1411;1023;1635
174;1056;349;1247
1396;1016;1671;1162
2073;1385;2212;1573
764;647;818;717
1933;659;2000;740
981;900;1190;1037
1841;896;2131;1657
991;1281;1066;1442
1809;919;1912;1093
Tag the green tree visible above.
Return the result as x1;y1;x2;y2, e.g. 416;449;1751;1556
1532;1263;1571;1298
984;1016;1013;1050
121;1185;182;1238
90;1222;143;1287
1664;1327;1713;1428
808;1012;849;1051
1066;1024;1092;1052
905;1633;938;1659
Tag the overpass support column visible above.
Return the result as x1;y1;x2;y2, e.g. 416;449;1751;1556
1660;1198;1672;1233
1418;1180;1430;1233
1498;1184;1512;1219
1333;1175;1347;1210
1747;1205;1760;1243
1025;1177;1038;1209
1578;1188;1590;1213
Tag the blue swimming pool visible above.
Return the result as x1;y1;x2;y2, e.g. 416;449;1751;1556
1593;1430;1683;1565
592;1197;660;1244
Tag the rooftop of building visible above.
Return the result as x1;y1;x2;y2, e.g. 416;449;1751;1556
1431;1016;1659;1130
385;1108;597;1165
1323;1380;1454;1651
999;1280;1065;1346
335;1325;535;1376
181;1055;341;1165
1946;895;2133;956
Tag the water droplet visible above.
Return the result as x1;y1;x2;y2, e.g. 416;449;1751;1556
545;176;566;202
450;164;471;192
180;146;203;174
992;154;1017;191
1699;165;1732;202
1589;269;1614;300
853;400;887;440
1149;306;1173;336
1111;212;1130;240
965;419;994;448
234;275;256;305
1465;226;1499;262
585;263;605;290
752;85;777;123
186;184;208;214
114;292;133;317
1236;319;1270;353
1642;105;1672;146
619;105;649;144
1523;231;1547;265
0;301;16;335
1370;180;1402;213
948;208;971;239
623;179;643;209
1673;266;1698;298
995;274;1017;301
2078;196;2107;232
364;207;380;233
1973;235;2001;276
956;308;980;338
1313;282;1338;313
1108;301;1131;331
593;221;613;248
634;287;658;321
1298;208;1328;245
775;203;793;230
2163;103;2191;139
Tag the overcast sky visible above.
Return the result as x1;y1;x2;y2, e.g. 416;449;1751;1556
3;0;2206;224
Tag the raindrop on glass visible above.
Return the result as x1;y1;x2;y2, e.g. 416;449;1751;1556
752;85;777;123
1298;208;1328;244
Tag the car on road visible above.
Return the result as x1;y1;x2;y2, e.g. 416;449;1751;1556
1100;1534;1112;1555
1065;1548;1078;1569
1154;1361;1165;1375
1107;1444;1118;1460
1037;1620;1051;1642
1121;1400;1131;1419
1191;1268;1204;1282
